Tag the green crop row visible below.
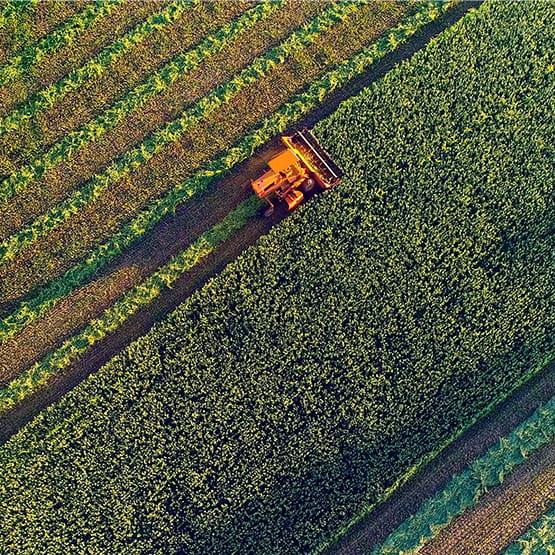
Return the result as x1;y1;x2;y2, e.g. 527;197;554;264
0;1;192;137
0;1;281;203
0;1;35;29
0;196;262;415
0;1;118;86
0;2;553;553
0;0;360;265
503;505;555;555
372;396;555;554
0;0;448;343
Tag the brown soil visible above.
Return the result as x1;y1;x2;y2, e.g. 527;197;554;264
0;1;405;303
0;1;324;241
421;441;555;555
0;2;82;66
0;1;481;447
0;2;160;116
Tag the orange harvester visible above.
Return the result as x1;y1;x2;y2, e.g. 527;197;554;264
250;128;343;217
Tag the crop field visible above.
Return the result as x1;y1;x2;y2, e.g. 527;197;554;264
0;0;553;553
373;396;555;554
0;0;440;401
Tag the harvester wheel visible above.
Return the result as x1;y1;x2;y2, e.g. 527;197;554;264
262;205;274;218
300;178;316;193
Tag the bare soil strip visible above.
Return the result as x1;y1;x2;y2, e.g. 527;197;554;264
325;362;555;555
0;2;479;445
421;441;555;555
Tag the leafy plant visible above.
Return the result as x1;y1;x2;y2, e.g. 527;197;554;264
0;2;553;554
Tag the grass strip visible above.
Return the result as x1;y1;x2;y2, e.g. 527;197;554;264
0;1;36;29
0;0;360;265
0;1;193;137
0;196;262;415
0;1;118;86
0;1;281;203
0;1;449;342
503;505;555;554
370;397;555;554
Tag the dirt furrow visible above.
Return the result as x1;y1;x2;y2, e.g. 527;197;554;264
421;441;555;555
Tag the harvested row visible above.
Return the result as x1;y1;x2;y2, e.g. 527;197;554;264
0;1;84;65
0;0;324;234
0;196;262;411
0;1;194;170
503;505;555;554
0;2;445;348
419;442;555;555
34;1;251;149
0;1;362;292
0;1;282;204
0;3;553;553
0;1;119;95
372;398;555;554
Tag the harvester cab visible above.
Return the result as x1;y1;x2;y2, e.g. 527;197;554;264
250;128;343;217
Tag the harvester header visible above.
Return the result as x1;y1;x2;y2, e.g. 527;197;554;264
250;128;343;217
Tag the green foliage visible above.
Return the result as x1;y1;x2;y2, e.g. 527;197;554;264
0;195;262;414
0;1;281;202
0;2;553;553
373;397;555;553
0;0;359;266
0;1;193;137
0;0;448;342
503;505;555;555
0;1;118;86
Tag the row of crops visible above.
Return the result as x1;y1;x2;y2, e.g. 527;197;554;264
504;506;555;554
0;1;443;402
0;1;553;552
373;396;555;553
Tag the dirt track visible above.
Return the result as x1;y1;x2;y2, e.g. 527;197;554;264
0;3;479;440
421;440;555;555
325;360;555;555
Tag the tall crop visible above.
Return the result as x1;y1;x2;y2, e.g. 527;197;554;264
0;1;193;137
0;1;448;342
0;0;360;265
0;1;118;86
0;1;281;202
372;396;555;554
0;196;262;414
0;2;553;553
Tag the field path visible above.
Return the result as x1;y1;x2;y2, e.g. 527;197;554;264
0;2;478;444
421;440;555;555
325;360;555;555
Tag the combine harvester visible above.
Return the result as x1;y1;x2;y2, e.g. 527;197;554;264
250;128;343;217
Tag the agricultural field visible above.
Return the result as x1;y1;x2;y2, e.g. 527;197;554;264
373;396;555;554
0;0;554;553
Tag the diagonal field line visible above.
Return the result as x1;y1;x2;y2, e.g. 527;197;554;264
0;1;194;136
0;1;282;203
0;1;450;344
0;1;119;86
0;1;361;266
